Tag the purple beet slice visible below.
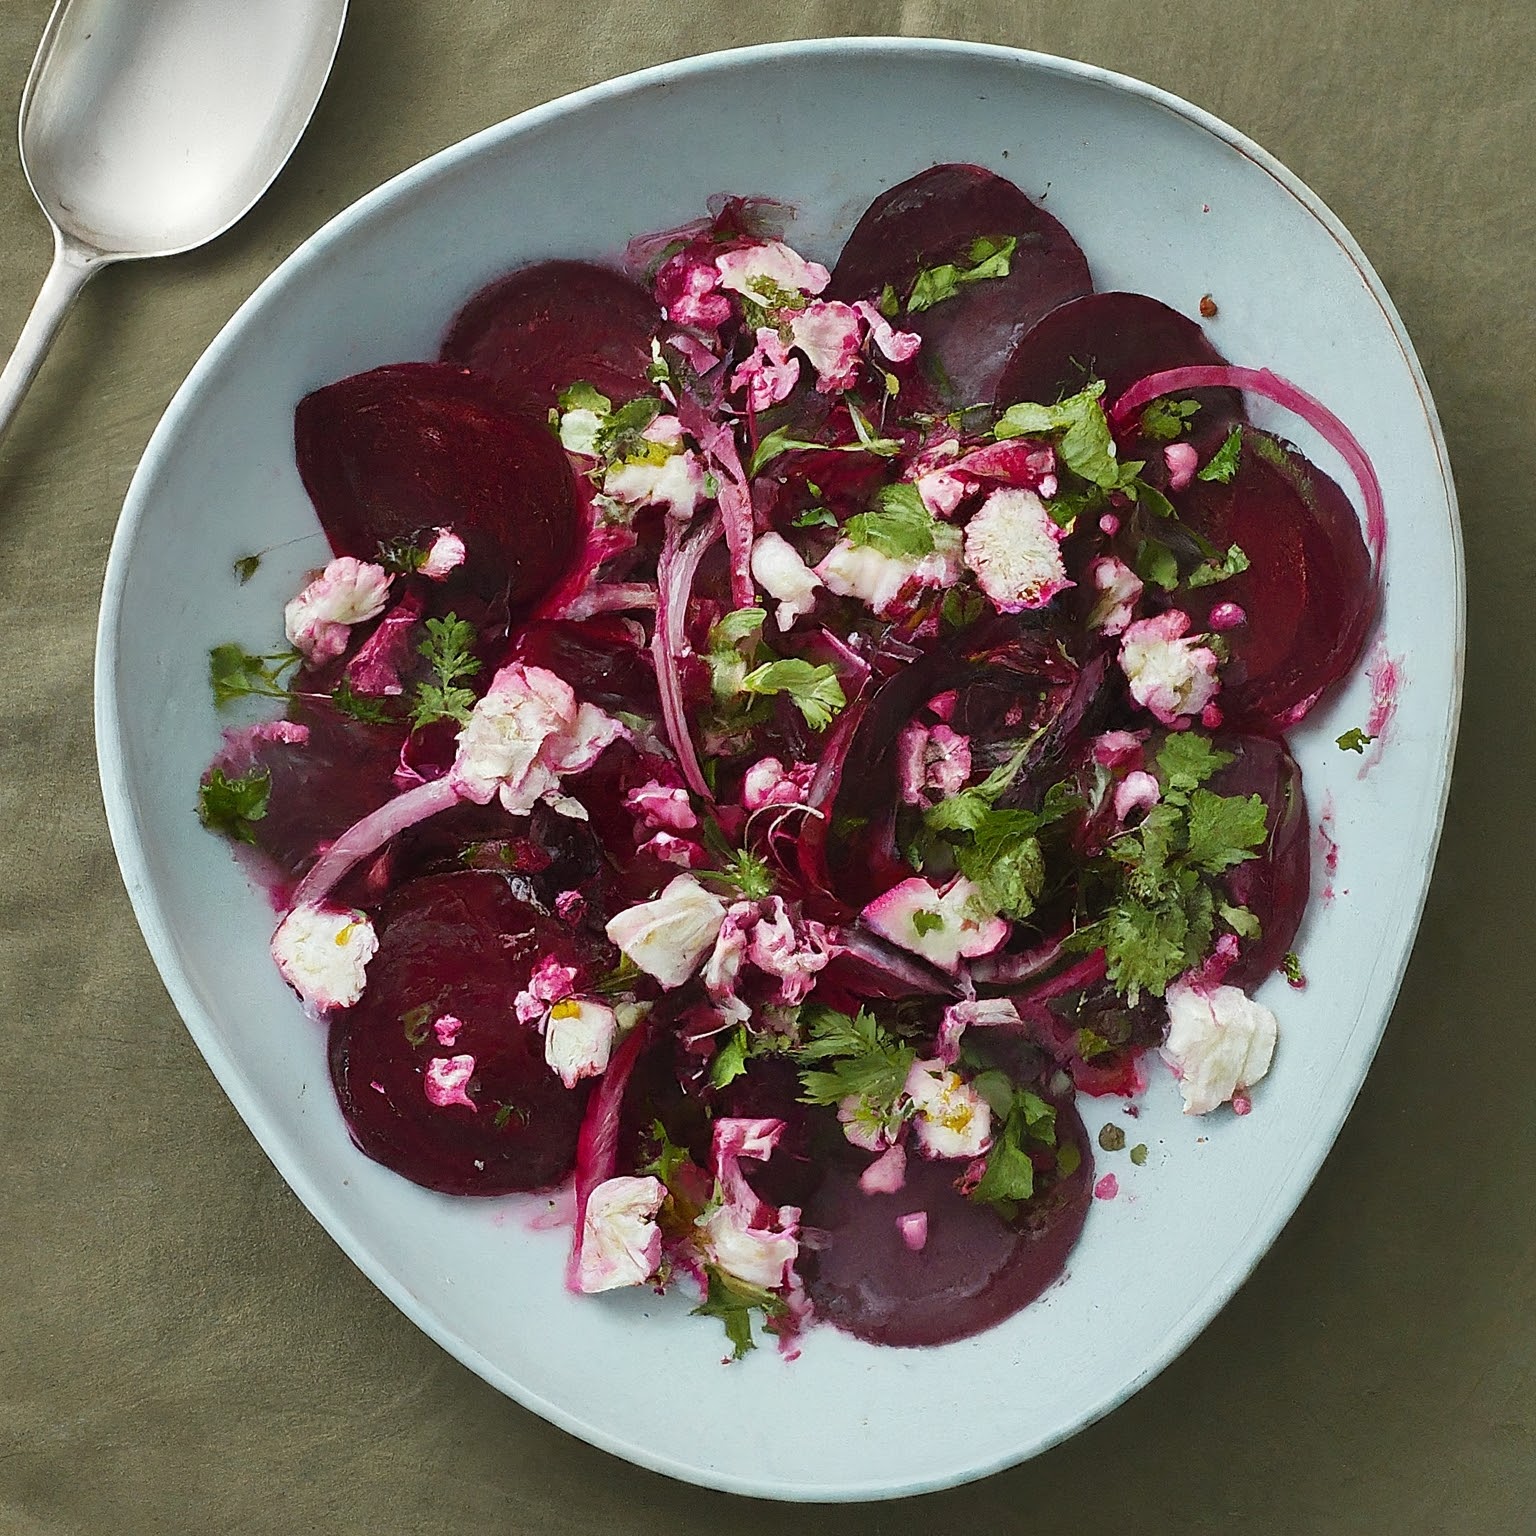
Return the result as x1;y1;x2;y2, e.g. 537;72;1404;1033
801;1099;1092;1347
1211;735;1310;989
440;260;660;414
328;870;611;1195
294;362;579;607
995;292;1243;457
204;702;406;883
1180;427;1375;730
828;163;1092;409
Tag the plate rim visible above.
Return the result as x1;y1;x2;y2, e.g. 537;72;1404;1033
93;35;1465;1501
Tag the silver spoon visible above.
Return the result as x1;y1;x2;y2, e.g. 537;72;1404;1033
0;0;349;445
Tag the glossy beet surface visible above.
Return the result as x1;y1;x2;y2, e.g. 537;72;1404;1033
1179;428;1375;730
440;260;659;414
329;872;608;1194
829;163;1091;409
997;292;1244;457
294;362;579;607
802;1100;1092;1346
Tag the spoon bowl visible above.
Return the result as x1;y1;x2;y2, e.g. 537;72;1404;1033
1;0;348;443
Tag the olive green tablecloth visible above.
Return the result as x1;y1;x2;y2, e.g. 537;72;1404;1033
2;1;1531;1530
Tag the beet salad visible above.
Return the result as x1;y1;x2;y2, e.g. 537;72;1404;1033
198;164;1383;1356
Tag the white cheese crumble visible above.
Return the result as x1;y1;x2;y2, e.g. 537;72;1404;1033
270;903;377;1013
1161;980;1278;1115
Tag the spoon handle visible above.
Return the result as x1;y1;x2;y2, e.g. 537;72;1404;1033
0;233;102;448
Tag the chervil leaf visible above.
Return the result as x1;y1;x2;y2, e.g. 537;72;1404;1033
1336;726;1375;753
1154;733;1234;800
794;1006;914;1109
1183;788;1269;873
691;1266;788;1360
739;658;845;730
330;680;397;724
1197;426;1243;483
197;766;271;844
411;614;481;729
209;643;300;707
1139;398;1201;441
1186;542;1250;589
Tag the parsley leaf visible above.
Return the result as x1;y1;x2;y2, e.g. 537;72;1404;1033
843;482;936;558
994;380;1122;488
710;1028;750;1089
970;1087;1059;1217
739;658;846;731
1139;398;1201;441
692;1265;788;1360
197;766;271;844
792;506;837;529
1186;542;1250;589
1336;726;1376;754
906;234;1017;314
1197;426;1243;483
410;614;481;730
209;643;301;707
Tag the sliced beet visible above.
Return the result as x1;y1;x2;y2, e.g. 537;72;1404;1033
294;362;579;608
995;292;1242;457
1210;735;1310;988
506;618;661;716
328;870;612;1195
1179;427;1375;730
829;164;1091;410
440;260;660;414
205;703;406;881
801;1098;1092;1347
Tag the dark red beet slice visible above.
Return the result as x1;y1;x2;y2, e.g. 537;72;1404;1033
802;1099;1092;1347
440;260;659;414
829;164;1091;410
1180;428;1375;730
995;292;1242;457
294;362;579;607
328;871;611;1195
506;618;661;717
205;703;406;882
1211;735;1310;988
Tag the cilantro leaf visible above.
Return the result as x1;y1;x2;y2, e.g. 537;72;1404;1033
1336;726;1376;754
969;1086;1060;1217
842;482;937;558
910;910;946;937
691;1266;788;1361
1197;426;1243;483
739;658;845;731
557;381;613;415
749;408;900;476
954;822;1045;920
906;234;1017;314
1186;542;1250;589
410;614;481;730
197;766;271;844
994;380;1121;489
209;643;301;707
921;745;1031;834
1139;398;1201;441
